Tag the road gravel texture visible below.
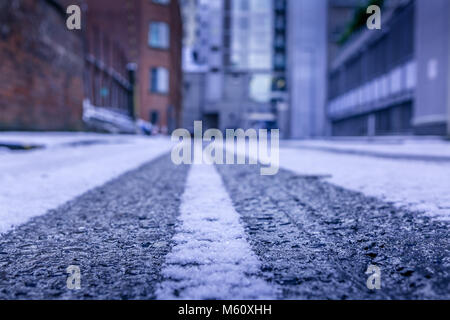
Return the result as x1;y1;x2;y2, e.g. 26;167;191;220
216;163;450;299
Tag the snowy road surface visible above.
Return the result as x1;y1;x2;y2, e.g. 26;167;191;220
0;134;449;299
233;139;450;221
0;133;172;233
279;148;450;221
282;138;450;160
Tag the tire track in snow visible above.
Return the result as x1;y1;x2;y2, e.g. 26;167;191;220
156;163;277;299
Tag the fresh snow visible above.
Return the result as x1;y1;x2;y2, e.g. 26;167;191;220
0;131;132;148
279;147;450;221
157;163;276;300
282;138;450;159
0;133;172;233
227;138;450;221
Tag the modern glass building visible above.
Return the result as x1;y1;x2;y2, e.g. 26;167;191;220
181;0;286;132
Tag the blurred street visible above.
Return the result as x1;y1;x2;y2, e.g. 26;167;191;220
0;134;448;299
1;0;450;302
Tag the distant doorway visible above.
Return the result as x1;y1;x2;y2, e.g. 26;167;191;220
150;110;159;125
203;113;219;130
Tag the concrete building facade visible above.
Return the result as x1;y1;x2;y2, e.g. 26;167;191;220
414;0;450;136
327;0;450;136
287;0;327;138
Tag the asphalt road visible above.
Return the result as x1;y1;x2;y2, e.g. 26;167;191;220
0;153;448;299
0;154;189;299
217;163;450;299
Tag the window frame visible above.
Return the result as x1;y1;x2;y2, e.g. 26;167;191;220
152;0;170;5
148;21;170;49
150;67;170;95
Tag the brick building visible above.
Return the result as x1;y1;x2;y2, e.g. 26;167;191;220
136;0;183;133
0;0;84;131
79;0;183;133
83;0;138;132
0;0;183;133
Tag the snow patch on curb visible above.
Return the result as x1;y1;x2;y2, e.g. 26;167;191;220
157;164;276;300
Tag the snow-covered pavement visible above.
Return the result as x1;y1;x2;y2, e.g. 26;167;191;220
0;133;172;233
0;134;448;299
0;131;131;149
2;132;449;234
228;138;450;221
279;143;450;221
282;138;450;160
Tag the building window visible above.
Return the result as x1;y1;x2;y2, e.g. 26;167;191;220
249;74;271;103
149;22;170;49
230;0;273;71
275;15;285;30
274;53;285;69
275;0;285;11
150;67;169;94
274;34;285;48
237;0;249;11
152;0;170;5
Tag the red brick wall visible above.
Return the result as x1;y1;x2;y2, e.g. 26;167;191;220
0;0;183;132
85;0;140;63
83;0;136;114
0;0;84;131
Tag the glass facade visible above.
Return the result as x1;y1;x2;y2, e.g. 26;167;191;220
230;0;273;70
249;74;272;103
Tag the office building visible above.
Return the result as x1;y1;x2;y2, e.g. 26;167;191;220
327;0;450;136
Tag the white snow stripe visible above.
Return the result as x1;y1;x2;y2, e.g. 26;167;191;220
157;163;276;300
